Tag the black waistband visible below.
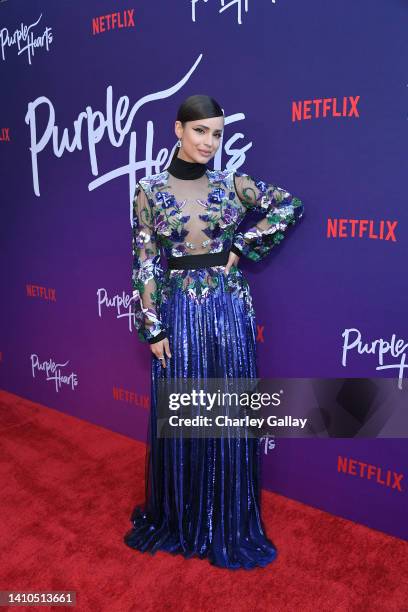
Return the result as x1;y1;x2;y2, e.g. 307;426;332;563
167;250;230;270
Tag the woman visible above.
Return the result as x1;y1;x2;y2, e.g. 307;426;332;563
124;95;304;569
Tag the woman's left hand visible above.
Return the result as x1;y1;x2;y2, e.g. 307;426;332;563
224;251;240;275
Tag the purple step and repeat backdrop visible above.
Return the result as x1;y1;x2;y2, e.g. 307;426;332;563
1;1;407;540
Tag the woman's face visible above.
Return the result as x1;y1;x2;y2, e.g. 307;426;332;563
175;116;224;163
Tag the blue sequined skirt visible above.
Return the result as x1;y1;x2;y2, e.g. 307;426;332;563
124;257;278;570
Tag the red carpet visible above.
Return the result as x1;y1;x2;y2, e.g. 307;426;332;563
1;389;407;612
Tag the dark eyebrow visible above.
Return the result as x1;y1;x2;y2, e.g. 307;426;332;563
195;124;223;133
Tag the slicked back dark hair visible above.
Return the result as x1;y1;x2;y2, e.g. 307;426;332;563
171;95;224;161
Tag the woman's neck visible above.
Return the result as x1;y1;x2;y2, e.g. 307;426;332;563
167;154;208;180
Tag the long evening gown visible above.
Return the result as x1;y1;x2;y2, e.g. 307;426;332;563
124;158;304;569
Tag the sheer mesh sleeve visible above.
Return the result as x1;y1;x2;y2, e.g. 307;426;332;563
131;182;167;344
232;171;304;262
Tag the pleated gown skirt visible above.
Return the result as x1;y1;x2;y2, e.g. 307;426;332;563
124;257;278;570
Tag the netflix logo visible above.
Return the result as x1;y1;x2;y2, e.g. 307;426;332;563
0;128;10;142
327;219;398;241
113;386;149;410
26;284;56;301
338;456;404;492
292;96;360;122
92;10;135;35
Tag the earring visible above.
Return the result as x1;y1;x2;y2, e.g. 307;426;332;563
177;138;182;148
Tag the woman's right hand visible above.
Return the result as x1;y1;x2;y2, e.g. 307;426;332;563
150;337;172;368
224;251;241;275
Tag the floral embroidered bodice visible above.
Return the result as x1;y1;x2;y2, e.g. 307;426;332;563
132;168;304;343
